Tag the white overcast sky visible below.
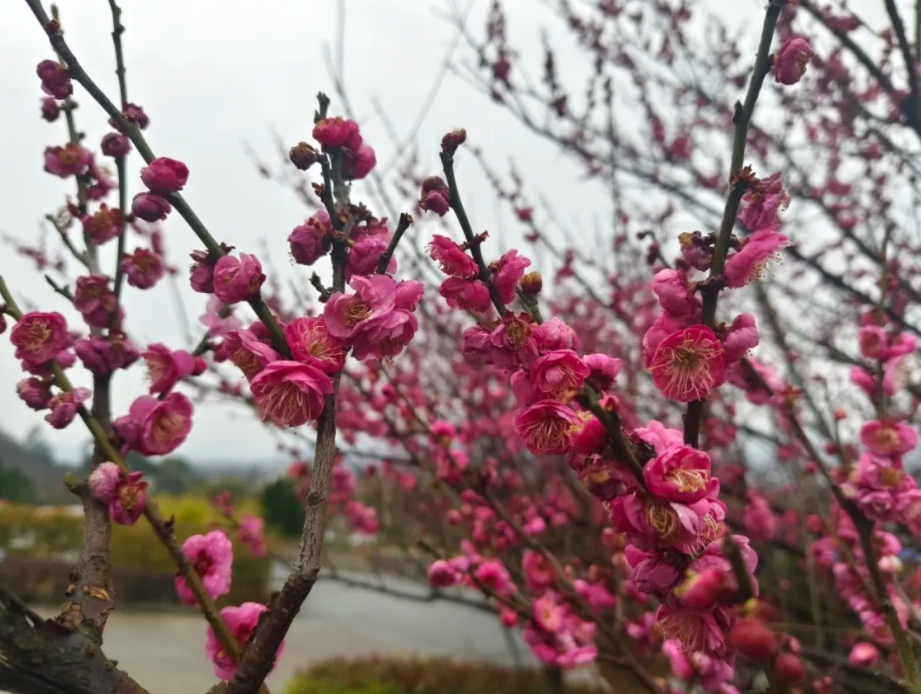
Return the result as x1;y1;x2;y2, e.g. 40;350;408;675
0;0;774;465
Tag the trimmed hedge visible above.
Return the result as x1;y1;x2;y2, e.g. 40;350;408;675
0;498;271;605
284;657;607;694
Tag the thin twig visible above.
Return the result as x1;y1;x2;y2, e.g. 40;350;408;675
223;94;349;694
684;0;783;448
23;0;290;356
376;212;413;274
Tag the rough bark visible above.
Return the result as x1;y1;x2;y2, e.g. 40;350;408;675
0;586;149;694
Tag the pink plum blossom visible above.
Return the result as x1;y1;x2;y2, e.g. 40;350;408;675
491;250;531;304
723;226;791;288
88;462;149;526
341;144;377;179
10;312;69;365
439;278;492;313
73;275;118;329
44;388;91;429
643;445;715;504
121;248;165;289
249;361;333;427
114;393;194;456
237;514;268;557
721;313;760;363
221;329;280;380
175;530;233;606
132;193;172;222
653;269;695;317
861;420;918;457
141;343;197;394
583;353;623;390
284;317;345;373
213;253;265;305
419;177;451;216
44;143;92;178
513;400;579;455
530;349;590;397
323;275;397;342
429;235;478;278
206;602;284;681
17;378;53;410
649;325;727;403
81;205;122;245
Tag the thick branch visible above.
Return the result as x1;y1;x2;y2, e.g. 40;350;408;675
0;585;150;694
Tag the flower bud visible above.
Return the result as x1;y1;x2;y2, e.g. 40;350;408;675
774;653;806;684
848;642;880;667
40;97;60;122
313;117;360;148
774;38;814;85
101;132;131;158
419;176;451;216
519;271;542;295
676;567;725;610
109;102;150;130
36;59;72;99
441;129;467;156
342;144;376;180
289;142;319;170
730;617;778;663
140;157;189;194
131;192;172;222
878;555;903;575
189;250;215;294
427;560;459;588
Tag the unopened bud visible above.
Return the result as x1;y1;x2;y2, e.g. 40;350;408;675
773;653;805;684
101;132;131;158
419;176;451;216
730;617;778;663
878;555;903;575
289;142;319;171
519;271;542;295
675;567;725;610
441;129;467;156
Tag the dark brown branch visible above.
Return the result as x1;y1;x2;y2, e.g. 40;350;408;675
441;148;508;315
375;212;413;274
0;584;150;694
884;0;920;129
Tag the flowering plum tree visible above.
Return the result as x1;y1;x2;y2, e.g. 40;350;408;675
4;0;921;694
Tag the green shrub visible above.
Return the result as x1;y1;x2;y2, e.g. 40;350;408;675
0;504;83;556
262;478;305;538
284;657;606;694
0;499;271;605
